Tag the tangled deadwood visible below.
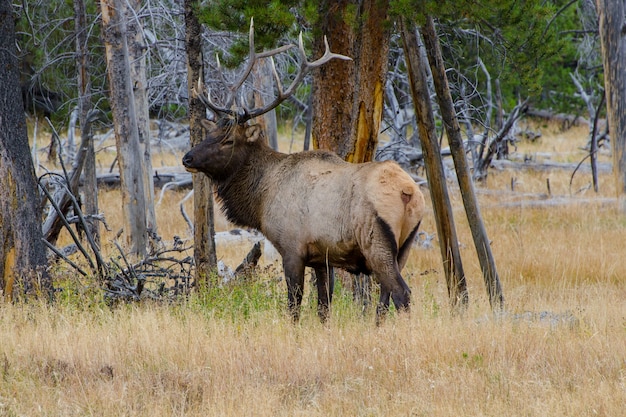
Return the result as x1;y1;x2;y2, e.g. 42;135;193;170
104;241;195;303
38;169;198;302
39;169;266;303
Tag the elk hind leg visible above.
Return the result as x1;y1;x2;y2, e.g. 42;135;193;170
370;216;411;323
397;221;421;271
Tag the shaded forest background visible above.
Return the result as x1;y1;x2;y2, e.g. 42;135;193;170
1;0;619;302
17;0;602;134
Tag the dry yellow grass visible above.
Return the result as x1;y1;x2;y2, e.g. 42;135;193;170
3;120;623;416
0;277;623;416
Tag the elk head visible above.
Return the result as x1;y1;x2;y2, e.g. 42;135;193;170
183;18;351;177
182;118;263;181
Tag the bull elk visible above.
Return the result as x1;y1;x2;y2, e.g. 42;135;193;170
183;20;425;323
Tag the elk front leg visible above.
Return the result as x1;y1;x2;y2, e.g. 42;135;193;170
313;266;335;323
376;289;391;326
283;257;305;322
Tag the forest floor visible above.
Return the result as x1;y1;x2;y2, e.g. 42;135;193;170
1;118;624;416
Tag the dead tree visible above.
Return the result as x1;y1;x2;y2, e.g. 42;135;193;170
100;0;149;256
184;0;218;281
473;99;529;181
400;19;468;309
74;0;100;247
421;16;504;311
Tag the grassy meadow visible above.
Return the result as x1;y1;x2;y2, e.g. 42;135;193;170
1;121;624;416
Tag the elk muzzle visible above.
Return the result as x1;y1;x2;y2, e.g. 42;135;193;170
182;152;199;173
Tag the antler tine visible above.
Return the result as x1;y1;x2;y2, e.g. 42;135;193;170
193;78;236;118
286;33;351;95
301;34;352;68
226;18;296;109
215;53;228;86
226;18;257;105
210;51;239;114
244;33;352;121
269;57;283;96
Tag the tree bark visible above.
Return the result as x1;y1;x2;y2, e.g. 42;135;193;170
400;19;468;308
421;16;503;310
126;0;157;237
100;0;148;256
596;0;626;212
184;0;218;281
311;0;355;154
343;0;390;163
0;0;52;299
74;0;100;248
312;0;390;163
252;59;279;150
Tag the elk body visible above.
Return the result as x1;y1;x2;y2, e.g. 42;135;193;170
182;19;425;323
183;119;425;322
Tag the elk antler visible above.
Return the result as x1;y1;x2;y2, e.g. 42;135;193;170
193;18;352;124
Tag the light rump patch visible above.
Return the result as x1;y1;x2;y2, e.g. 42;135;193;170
364;161;425;247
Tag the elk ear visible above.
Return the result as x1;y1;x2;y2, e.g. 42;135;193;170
245;125;262;143
200;119;217;131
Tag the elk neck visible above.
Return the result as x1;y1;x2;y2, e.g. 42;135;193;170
215;143;285;230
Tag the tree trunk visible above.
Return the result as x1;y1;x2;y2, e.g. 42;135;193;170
74;0;99;248
311;0;355;154
312;0;391;305
312;0;390;163
421;16;503;310
127;0;157;239
343;0;390;163
596;0;626;212
100;0;148;256
400;19;468;309
0;0;51;299
184;0;218;281
253;59;279;150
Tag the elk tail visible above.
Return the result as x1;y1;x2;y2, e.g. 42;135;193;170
401;187;414;205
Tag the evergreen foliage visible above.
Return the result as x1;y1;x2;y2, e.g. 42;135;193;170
15;0;106;124
13;0;601;125
390;0;585;113
196;0;314;67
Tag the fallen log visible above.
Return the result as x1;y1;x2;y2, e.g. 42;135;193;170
525;108;590;129
485;196;616;209
40;170;193;190
96;171;192;189
490;159;612;174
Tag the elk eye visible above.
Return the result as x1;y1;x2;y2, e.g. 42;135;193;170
221;139;234;147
